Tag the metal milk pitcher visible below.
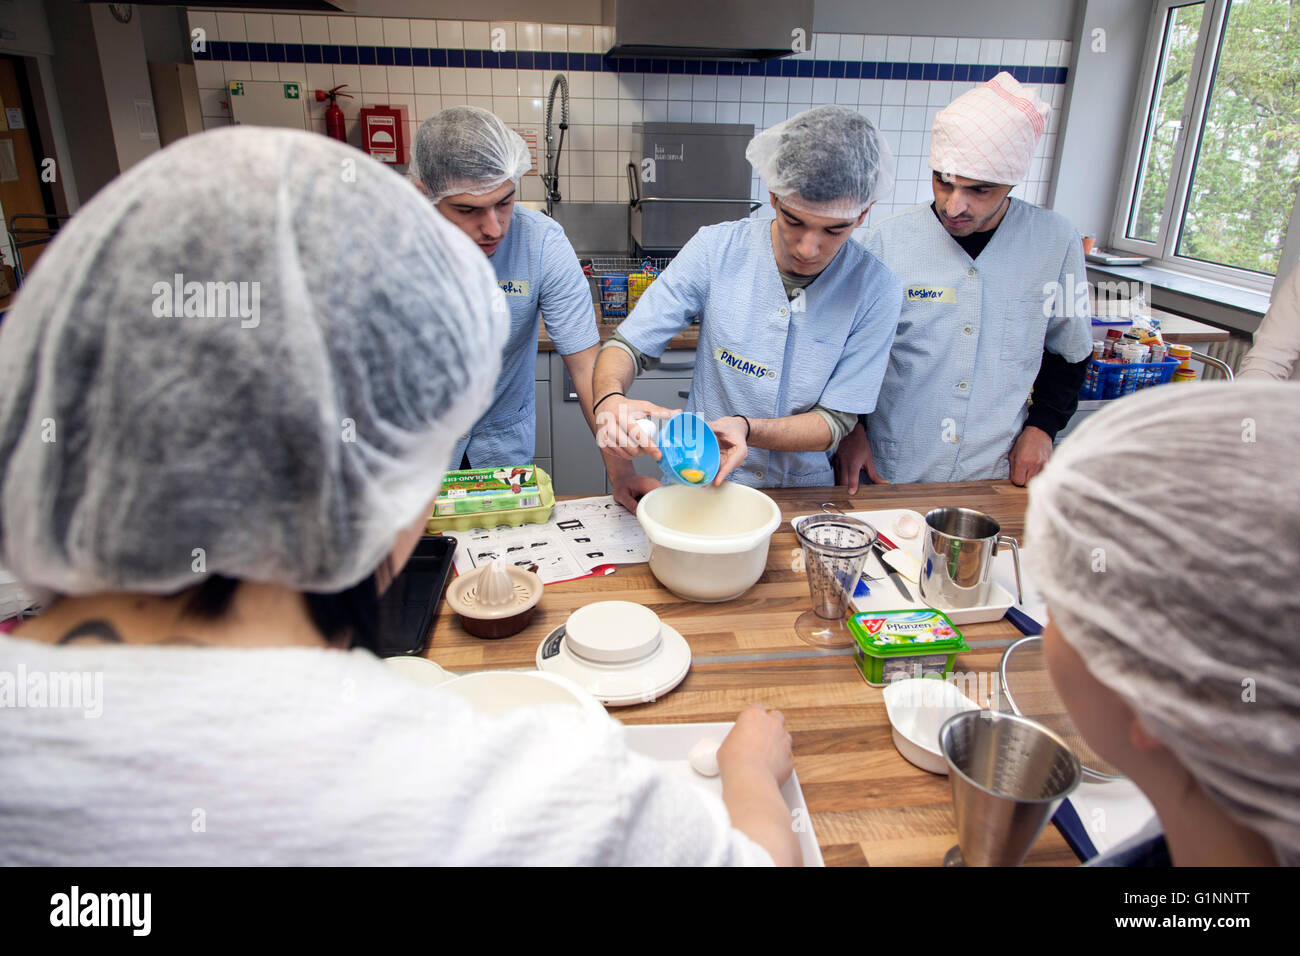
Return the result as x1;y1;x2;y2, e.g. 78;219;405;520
919;508;1023;610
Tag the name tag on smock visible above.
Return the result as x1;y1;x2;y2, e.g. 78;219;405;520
714;347;776;379
906;286;956;303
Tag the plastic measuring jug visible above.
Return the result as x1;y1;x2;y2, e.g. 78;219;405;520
632;413;721;487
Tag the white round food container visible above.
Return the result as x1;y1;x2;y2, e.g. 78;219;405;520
536;600;692;706
439;670;607;722
384;658;607;722
635;482;782;602
383;655;455;687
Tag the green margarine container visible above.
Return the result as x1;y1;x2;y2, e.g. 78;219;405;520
847;609;970;687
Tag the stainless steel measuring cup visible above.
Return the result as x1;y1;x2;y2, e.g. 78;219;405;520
792;512;877;648
919;508;1023;610
939;710;1082;866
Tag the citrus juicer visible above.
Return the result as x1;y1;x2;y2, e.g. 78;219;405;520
632;413;721;487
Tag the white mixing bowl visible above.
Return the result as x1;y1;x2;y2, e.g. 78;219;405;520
439;670;607;722
636;482;782;602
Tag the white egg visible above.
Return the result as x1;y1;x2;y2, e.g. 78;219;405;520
894;512;922;539
688;737;721;777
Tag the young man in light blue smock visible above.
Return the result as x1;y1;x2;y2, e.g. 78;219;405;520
592;106;902;511
835;73;1094;490
412;107;601;470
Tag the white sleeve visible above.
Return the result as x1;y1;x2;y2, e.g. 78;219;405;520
612;750;777;867
1239;267;1300;381
437;708;777;866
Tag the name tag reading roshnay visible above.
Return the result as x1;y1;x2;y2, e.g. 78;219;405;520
905;286;956;302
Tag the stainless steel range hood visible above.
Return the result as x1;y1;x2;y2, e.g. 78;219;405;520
602;0;813;60
87;1;356;10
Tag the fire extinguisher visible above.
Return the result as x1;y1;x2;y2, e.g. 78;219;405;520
314;84;352;142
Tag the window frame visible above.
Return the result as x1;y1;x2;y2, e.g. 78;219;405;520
1111;0;1299;292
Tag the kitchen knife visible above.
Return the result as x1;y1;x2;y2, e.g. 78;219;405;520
874;530;921;583
873;543;914;602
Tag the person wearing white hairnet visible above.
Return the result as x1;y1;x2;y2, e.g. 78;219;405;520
593;105;902;505
836;73;1094;490
1026;380;1300;866
0;126;802;867
412;106;602;472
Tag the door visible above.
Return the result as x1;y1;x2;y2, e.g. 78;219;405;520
0;55;57;310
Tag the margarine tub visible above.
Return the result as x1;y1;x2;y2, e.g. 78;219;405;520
847;609;969;687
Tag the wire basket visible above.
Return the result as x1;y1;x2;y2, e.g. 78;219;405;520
589;256;673;321
1079;358;1178;400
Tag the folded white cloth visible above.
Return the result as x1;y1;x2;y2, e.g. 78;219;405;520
0;636;773;866
930;72;1051;185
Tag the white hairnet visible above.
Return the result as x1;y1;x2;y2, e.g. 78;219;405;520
746;105;894;219
1026;381;1300;865
0;126;507;596
414;106;531;202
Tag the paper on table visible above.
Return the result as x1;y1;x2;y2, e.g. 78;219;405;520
446;495;650;585
1069;778;1158;858
992;546;1048;624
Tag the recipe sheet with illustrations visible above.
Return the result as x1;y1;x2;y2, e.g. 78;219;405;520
446;495;650;585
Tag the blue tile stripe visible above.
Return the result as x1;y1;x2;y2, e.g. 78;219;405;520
195;44;1069;84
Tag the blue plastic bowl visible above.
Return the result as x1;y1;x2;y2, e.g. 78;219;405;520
657;412;721;487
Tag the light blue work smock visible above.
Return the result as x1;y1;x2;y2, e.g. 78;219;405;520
451;205;598;469
617;214;902;488
861;199;1093;483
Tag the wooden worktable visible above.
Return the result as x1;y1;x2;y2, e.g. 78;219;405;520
427;480;1078;868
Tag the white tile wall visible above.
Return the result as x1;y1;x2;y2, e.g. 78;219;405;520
193;15;1070;220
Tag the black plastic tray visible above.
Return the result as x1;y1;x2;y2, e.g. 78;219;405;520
375;535;456;657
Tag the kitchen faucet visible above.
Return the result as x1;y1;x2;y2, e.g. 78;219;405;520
543;74;569;217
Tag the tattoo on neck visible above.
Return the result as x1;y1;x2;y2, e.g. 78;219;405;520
57;619;125;645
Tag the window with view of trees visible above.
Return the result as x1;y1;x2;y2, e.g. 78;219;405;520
1115;0;1299;283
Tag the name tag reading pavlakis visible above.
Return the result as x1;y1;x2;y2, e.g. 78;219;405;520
714;347;776;379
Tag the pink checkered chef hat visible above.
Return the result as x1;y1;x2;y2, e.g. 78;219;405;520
929;72;1050;185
